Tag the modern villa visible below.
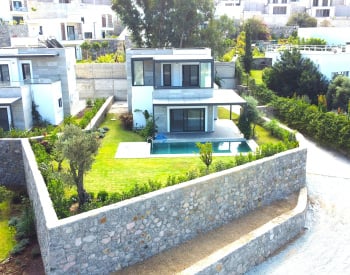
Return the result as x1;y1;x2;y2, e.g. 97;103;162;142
126;48;247;145
0;47;80;130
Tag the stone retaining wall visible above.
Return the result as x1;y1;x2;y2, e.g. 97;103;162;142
181;187;308;274
84;96;114;131
0;139;25;187
21;144;306;274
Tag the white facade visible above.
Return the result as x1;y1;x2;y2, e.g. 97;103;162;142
0;47;78;130
126;48;246;134
0;0;118;47
214;0;350;26
298;27;350;45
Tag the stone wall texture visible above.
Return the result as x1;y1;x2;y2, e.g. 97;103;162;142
0;139;25;187
19;142;306;274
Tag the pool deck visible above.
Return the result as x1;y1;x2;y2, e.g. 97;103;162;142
115;119;256;159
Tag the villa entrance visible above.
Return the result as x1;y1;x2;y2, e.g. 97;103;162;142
0;107;10;131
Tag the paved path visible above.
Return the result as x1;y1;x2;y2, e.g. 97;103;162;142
248;137;350;275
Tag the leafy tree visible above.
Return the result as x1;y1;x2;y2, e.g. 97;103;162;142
196;142;213;174
326;75;350;111
55;125;100;207
242;23;253;81
243;96;260;137
112;0;214;48
80;41;91;59
262;48;328;104
199;15;236;59
244;17;271;41
238;107;251;139
286;12;317;27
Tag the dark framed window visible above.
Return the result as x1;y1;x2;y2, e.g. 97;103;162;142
21;63;31;80
163;64;171;86
316;9;330;16
170;108;205;132
84;32;92;39
273;6;287;14
58;98;63;107
0;64;10;82
182;65;199;87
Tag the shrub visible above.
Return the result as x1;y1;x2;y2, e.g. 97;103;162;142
0;186;13;203
119;113;133;130
97;191;109;202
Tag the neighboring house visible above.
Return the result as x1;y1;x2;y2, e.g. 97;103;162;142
126;48;246;136
0;0;119;58
0;46;80;130
214;0;350;27
265;43;350;80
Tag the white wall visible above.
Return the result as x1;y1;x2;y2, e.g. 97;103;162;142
31;81;64;125
298;27;350;45
131;86;153;128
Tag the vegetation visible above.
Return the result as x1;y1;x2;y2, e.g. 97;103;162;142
243;17;271;41
0;187;16;261
326;75;350;112
55;125;100;207
270;96;350;155
262;48;328;104
112;0;214;48
196;142;213;174
286;12;317;27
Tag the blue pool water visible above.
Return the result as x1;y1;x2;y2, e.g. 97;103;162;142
151;141;252;155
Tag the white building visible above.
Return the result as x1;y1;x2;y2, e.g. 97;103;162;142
126;48;246;137
0;0;118;50
0;47;79;130
265;44;350;80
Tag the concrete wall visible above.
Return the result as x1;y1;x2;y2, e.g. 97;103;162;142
75;63;127;101
84;96;114;131
19;143;306;275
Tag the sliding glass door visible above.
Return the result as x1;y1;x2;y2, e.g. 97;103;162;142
170;108;205;132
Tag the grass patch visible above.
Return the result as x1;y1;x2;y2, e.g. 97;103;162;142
85;115;204;194
84;110;279;194
250;70;263;85
0;200;16;261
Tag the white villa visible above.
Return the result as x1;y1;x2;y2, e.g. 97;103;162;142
0;47;79;130
126;48;246;140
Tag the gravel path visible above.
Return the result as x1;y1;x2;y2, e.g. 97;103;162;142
247;137;350;275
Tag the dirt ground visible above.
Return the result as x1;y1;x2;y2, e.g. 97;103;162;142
114;192;298;275
0;239;45;275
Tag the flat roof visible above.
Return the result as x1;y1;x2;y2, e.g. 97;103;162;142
0;97;21;104
132;54;212;61
0;53;59;58
153;89;247;106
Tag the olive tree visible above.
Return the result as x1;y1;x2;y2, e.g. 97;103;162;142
55;125;100;206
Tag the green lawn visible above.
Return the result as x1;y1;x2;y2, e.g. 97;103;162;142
84;115;204;194
250;70;263;85
84;110;279;194
0;200;16;261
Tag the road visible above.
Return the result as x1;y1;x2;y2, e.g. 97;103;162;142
247;136;350;274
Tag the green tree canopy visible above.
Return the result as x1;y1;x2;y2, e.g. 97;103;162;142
326;75;350;111
286;12;317;27
243;17;271;41
262;48;328;104
112;0;214;48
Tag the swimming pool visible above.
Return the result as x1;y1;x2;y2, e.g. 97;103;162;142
151;141;252;155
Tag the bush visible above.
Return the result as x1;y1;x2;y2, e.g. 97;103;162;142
97;191;109;202
119;113;133;130
0;186;13;203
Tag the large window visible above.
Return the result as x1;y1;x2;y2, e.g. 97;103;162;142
133;60;144;86
170;108;205;132
0;65;10;82
182;65;199;87
132;59;153;86
316;9;330;17
273;6;287;14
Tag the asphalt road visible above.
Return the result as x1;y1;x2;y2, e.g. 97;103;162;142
247;136;350;275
